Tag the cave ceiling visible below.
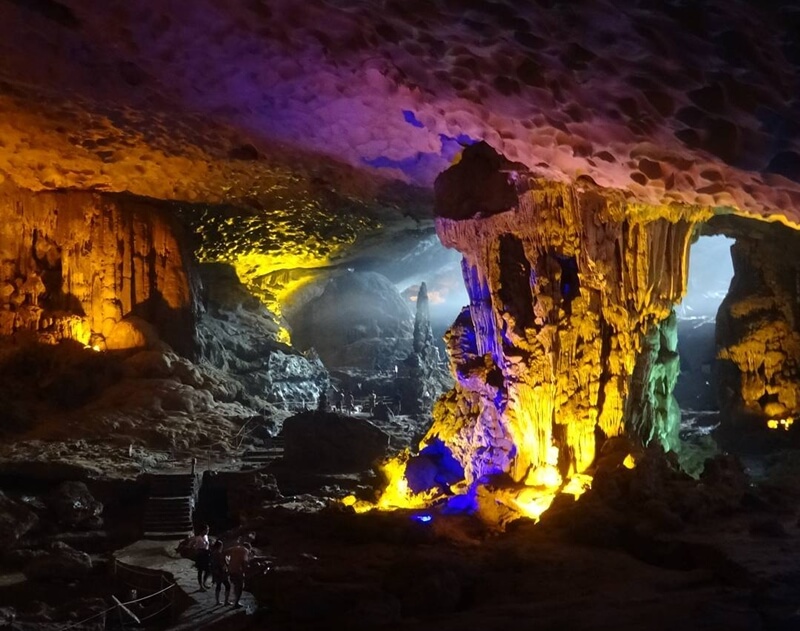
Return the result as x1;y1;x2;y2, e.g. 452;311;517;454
3;0;800;226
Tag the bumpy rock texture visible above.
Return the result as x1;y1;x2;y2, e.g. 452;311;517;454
399;282;452;414
713;217;800;425
197;263;328;406
0;190;328;459
1;0;800;225
420;144;709;492
0;183;197;355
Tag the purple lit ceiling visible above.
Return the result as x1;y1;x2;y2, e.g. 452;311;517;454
2;0;800;218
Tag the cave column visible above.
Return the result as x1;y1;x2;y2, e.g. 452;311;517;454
421;143;710;495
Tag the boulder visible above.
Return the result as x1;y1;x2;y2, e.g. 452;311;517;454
46;481;103;529
0;490;38;548
282;411;390;472
23;541;92;581
404;439;465;494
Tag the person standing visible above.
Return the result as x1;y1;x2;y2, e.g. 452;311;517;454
227;542;251;608
210;540;230;605
193;524;212;590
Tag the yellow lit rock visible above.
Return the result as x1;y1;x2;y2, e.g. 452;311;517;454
373;147;716;525
623;454;637;469
767;418;794;431
430;175;708;492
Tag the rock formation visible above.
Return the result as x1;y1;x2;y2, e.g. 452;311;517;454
389;143;711;513
197;263;328;408
398;282;452;414
0;183;197;356
282;410;390;473
289;271;414;371
713;217;800;427
0;189;329;456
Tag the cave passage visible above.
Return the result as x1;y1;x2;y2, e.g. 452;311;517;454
674;234;735;412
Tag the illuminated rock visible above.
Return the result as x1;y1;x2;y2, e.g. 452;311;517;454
398;282;453;414
0;0;799;225
417;143;710;501
0;184;196;355
197;263;328;406
714;217;800;426
625;311;681;453
104;317;159;351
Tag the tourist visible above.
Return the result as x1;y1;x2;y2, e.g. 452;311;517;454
227;542;252;608
193;524;212;590
210;540;230;606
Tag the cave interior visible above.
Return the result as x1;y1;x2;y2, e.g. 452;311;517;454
2;1;800;629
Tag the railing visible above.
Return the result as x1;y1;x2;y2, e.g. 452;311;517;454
57;560;179;630
131;396;401;474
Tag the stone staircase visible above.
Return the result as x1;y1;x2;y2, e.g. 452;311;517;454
240;436;285;469
143;473;195;539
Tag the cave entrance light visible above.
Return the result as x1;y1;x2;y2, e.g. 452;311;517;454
674;234;735;413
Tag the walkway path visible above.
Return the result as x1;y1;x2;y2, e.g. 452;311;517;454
115;539;257;630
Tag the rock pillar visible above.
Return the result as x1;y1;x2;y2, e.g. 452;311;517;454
423;143;709;490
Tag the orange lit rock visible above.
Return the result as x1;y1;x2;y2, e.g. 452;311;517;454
104;317;159;351
0;183;196;354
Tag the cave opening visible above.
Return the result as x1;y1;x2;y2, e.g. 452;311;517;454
674;233;735;416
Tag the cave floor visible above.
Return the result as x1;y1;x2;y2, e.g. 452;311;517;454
115;539;258;629
203;499;800;631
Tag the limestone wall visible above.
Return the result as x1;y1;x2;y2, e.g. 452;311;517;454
714;218;800;424
0;183;197;355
